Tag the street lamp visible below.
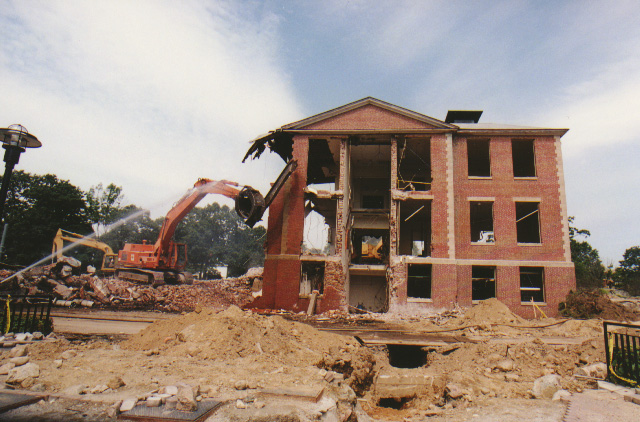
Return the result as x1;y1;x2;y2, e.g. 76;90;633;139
0;125;41;224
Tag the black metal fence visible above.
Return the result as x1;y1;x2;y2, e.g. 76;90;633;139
0;294;53;335
604;321;640;386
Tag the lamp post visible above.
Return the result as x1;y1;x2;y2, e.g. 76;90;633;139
0;124;41;225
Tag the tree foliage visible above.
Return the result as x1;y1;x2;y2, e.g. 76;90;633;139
3;171;92;266
173;203;265;278
614;246;640;295
0;171;265;277
569;217;605;290
86;183;124;235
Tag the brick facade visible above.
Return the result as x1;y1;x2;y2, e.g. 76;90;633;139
248;98;575;317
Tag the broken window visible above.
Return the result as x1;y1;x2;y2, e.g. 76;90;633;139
349;274;388;312
467;139;491;177
355;178;389;210
515;202;540;244
397;138;431;191
520;267;544;302
470;201;494;243
300;261;325;296
398;200;431;256
512;139;536;177
351;229;388;265
407;264;431;299
302;197;336;255
307;139;340;190
472;266;496;301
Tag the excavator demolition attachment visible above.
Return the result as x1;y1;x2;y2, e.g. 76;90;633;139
114;160;297;286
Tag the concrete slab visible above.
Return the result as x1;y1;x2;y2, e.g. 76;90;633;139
563;390;640;422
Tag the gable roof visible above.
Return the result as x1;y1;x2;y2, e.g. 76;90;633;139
281;97;457;131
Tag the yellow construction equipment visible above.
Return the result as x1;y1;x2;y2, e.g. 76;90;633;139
52;229;118;273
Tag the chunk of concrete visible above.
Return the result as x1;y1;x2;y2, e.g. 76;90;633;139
176;385;197;411
0;362;16;375
60;349;77;360
495;359;515;372
6;362;40;384
10;356;30;366
120;398;137;412
107;375;125;390
532;374;561;399
8;345;28;358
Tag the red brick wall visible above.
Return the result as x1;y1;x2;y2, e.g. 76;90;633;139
430;135;451;259
453;136;567;261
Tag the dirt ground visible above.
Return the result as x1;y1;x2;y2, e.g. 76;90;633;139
2;297;640;421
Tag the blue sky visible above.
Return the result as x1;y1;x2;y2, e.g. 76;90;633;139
0;0;639;265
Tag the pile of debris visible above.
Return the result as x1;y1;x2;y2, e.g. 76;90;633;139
0;263;261;312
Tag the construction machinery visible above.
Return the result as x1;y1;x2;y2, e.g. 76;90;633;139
115;160;297;286
52;229;118;273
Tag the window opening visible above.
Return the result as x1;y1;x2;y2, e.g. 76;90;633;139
470;201;494;243
302;197;336;255
467;139;491;177
397;138;431;191
516;202;540;243
407;264;431;299
512;139;536;177
398;200;431;256
300;261;325;296
307;139;339;190
351;229;388;264
472;266;496;301
520;267;544;302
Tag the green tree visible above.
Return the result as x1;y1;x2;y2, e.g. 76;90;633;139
173;203;265;278
614;246;640;295
2;171;92;266
569;217;605;289
86;183;124;235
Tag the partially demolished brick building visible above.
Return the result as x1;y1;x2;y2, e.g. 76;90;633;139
247;97;576;317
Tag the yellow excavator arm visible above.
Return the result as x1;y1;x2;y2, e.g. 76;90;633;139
52;229;118;272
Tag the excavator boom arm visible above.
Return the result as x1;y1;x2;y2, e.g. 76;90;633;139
152;179;244;256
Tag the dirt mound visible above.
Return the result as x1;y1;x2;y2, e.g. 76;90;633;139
560;290;640;321
455;298;526;326
123;306;375;388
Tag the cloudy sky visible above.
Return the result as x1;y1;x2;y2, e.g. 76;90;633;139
0;0;638;265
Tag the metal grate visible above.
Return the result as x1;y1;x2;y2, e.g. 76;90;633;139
0;294;53;335
603;321;640;386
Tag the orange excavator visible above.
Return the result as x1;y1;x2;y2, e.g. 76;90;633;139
115;160;296;286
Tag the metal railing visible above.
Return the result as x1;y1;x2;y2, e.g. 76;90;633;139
0;294;53;335
604;321;640;386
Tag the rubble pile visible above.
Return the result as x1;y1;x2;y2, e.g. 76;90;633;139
0;264;260;312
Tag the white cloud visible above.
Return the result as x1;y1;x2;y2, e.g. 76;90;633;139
0;0;302;217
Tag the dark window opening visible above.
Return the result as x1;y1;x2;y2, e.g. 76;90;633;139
408;264;431;299
300;261;325;296
467;139;491;177
472;266;496;301
520;267;544;302
387;344;428;368
516;202;540;243
397;138;431;191
351;229;389;265
398;201;431;256
512;139;536;177
470;201;494;243
307;139;339;187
